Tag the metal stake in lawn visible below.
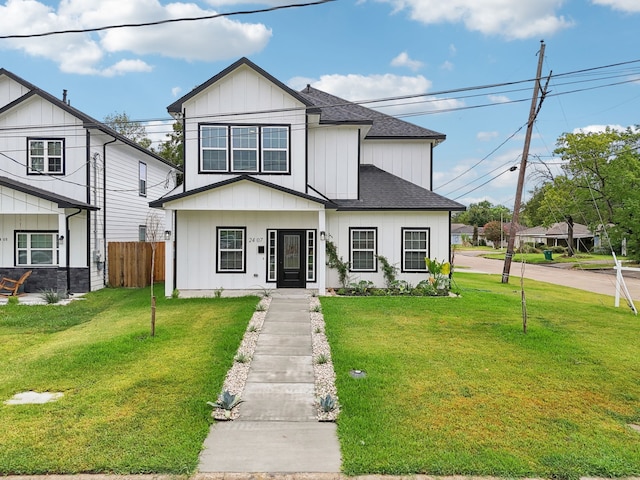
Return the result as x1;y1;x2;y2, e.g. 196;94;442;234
502;40;551;284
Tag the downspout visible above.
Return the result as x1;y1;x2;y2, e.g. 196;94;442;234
66;208;83;293
102;138;117;286
181;109;186;192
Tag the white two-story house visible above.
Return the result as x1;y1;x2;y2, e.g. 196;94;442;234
151;58;464;295
0;68;179;294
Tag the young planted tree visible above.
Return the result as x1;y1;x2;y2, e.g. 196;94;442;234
145;212;162;337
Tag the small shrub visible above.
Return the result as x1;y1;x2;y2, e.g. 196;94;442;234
314;327;322;334
552;245;567;254
234;353;250;363
319;394;337;412
389;279;413;295
311;304;322;313
7;295;19;306
337;288;347;296
349;280;375;296
248;324;259;332
171;288;180;299
214;287;224;298
316;353;329;364
207;390;244;419
39;289;63;304
255;302;267;312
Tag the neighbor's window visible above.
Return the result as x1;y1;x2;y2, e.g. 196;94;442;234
350;228;377;272
28;139;63;174
139;162;147;196
16;232;58;266
402;228;429;272
217;227;246;273
138;225;147;242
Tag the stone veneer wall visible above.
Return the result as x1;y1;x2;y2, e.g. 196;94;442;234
0;268;91;294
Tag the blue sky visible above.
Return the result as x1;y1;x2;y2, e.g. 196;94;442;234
1;0;639;208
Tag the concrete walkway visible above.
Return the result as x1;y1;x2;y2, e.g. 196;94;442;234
198;294;342;473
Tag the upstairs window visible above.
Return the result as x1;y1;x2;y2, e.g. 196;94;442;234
231;126;258;172
350;228;377;272
262;127;288;172
28;139;64;174
139;162;147;196
16;232;58;266
200;125;289;174
201;126;228;171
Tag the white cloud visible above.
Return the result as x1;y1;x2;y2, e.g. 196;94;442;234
440;60;454;71
488;94;510;103
573;124;628;134
477;131;499;141
144;119;174;148
171;86;182;97
449;44;457;56
592;0;640;13
390;52;424;71
376;0;574;39
0;0;272;75
290;72;464;116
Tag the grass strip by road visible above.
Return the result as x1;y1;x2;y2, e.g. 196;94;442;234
0;287;258;475
322;272;640;479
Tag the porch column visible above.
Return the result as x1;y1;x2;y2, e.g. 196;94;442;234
58;212;67;268
164;209;175;298
318;209;326;295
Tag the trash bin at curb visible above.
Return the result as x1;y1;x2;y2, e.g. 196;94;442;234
543;250;553;260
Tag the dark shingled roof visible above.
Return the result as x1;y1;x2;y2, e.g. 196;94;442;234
332;165;465;211
299;86;446;140
0;176;98;210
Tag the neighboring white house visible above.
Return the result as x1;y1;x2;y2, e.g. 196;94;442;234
151;58;465;295
515;222;594;252
0;68;179;294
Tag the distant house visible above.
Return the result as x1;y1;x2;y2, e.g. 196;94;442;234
0;68;179;294
515;222;594;252
451;223;484;245
151;57;465;295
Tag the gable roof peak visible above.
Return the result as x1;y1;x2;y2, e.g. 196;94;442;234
167;57;313;114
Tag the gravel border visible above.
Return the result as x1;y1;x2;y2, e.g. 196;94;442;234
310;296;340;421
211;296;270;421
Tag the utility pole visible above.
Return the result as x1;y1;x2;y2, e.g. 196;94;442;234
501;40;547;283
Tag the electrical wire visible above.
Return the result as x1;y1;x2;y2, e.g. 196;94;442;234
0;0;336;39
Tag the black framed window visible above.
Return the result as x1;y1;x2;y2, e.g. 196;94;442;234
27;139;64;175
402;228;430;272
350;228;377;272
217;227;246;273
16;231;58;266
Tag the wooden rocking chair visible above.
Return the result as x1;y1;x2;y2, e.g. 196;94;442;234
0;270;32;297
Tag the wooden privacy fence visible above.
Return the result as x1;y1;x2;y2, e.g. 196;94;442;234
108;242;165;287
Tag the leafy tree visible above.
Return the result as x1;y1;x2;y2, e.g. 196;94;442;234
104;111;152;149
453;200;511;227
483;220;504;248
157;121;184;167
529;126;640;258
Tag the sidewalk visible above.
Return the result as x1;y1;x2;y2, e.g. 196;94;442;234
198;295;342;473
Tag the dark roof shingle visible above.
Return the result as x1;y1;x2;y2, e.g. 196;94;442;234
332;165;465;211
299;86;446;140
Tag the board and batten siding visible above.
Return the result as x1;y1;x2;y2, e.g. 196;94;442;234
361;140;433;190
175;210;320;291
325;210;450;288
181;65;308;193
307;125;360;200
0;96;88;201
0;75;32;108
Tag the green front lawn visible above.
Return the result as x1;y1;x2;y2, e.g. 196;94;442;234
0;287;258;474
482;252;621;265
322;273;640;478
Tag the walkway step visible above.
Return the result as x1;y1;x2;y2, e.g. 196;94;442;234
241;382;316;421
261;321;310;335
247;355;314;383
198;421;340;473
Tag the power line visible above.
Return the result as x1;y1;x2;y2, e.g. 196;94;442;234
0;0;336;40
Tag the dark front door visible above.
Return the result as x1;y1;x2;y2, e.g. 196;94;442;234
277;230;305;288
